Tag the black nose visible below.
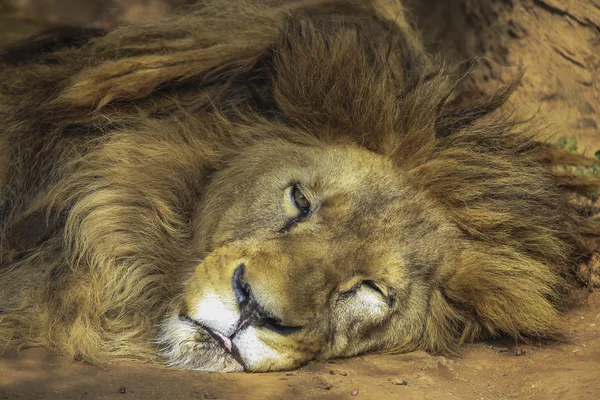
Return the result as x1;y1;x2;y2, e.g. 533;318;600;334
231;265;302;335
233;264;251;307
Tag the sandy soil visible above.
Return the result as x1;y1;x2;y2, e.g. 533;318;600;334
1;0;600;399
1;292;598;399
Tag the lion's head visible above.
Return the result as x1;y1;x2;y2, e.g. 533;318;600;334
158;142;457;371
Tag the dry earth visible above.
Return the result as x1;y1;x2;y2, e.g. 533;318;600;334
1;1;600;399
1;293;598;399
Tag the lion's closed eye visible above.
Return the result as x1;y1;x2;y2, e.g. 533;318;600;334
334;281;392;324
339;281;390;307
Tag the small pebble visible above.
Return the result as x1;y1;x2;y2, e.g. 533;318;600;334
339;371;348;376
514;348;526;356
498;348;509;353
393;379;408;386
329;369;335;375
351;389;359;396
118;386;126;394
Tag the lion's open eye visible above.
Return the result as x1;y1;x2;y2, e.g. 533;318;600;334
291;185;311;214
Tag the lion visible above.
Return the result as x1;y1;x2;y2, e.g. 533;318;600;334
0;0;599;372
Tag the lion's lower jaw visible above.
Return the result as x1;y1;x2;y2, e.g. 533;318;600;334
156;314;244;372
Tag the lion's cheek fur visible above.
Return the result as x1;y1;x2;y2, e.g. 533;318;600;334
173;229;437;370
319;284;432;360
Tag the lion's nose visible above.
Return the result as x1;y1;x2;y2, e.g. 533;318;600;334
232;264;251;307
231;265;302;335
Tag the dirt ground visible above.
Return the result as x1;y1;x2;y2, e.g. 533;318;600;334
1;0;600;399
1;292;598;399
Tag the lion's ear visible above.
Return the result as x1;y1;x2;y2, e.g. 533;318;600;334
429;245;563;349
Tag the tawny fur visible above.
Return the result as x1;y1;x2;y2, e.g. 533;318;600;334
0;0;599;368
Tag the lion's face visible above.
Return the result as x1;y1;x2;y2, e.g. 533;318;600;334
158;141;458;371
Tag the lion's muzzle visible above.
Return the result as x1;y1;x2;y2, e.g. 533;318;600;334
232;264;303;336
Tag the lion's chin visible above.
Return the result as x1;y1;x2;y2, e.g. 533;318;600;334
157;314;245;372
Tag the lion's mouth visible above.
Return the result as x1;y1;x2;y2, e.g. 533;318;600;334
178;314;233;353
207;328;233;352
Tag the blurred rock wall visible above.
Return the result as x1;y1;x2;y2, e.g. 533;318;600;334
2;0;193;28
